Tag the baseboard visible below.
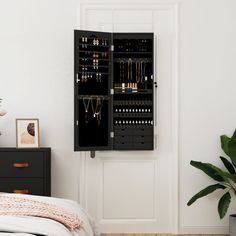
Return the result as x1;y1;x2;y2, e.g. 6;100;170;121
101;234;228;236
179;226;228;235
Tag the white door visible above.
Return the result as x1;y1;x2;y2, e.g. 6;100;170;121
77;0;179;234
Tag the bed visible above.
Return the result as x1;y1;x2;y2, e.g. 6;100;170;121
0;193;94;236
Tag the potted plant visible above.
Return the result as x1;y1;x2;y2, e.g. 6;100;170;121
187;129;236;236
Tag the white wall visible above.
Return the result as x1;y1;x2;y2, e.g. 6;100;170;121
0;0;79;200
179;0;236;233
0;0;236;234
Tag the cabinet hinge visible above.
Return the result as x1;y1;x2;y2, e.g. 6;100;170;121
76;73;80;83
76;120;79;126
110;132;114;138
111;45;114;51
110;88;114;95
152;75;158;88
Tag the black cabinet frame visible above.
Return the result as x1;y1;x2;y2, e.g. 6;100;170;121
74;30;154;151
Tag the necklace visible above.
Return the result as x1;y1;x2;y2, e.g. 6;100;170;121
141;61;146;84
120;60;124;83
140;61;143;83
137;61;141;83
91;96;104;126
136;61;140;83
82;97;91;123
128;59;132;82
124;61;127;83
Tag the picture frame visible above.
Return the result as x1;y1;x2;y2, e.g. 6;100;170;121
16;118;40;148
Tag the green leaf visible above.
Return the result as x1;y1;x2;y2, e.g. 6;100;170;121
231;129;236;139
216;171;236;183
219;156;236;174
209;164;236;183
187;184;226;206
218;192;231;219
190;161;225;182
221;135;230;156
228;139;236;166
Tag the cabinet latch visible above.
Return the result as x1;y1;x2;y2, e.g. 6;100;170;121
76;120;79;126
110;88;114;95
111;45;114;51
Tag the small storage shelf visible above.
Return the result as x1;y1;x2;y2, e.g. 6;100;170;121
114;89;152;94
113;52;152;54
113;100;152;106
113;113;152;118
78;43;110;48
74;30;154;151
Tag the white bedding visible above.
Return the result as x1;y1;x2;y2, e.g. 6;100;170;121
0;193;94;236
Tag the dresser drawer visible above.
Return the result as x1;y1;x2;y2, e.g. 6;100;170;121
0;178;44;196
133;135;153;142
114;135;133;142
133;127;153;135
114;142;133;150
133;142;153;150
0;151;44;177
114;127;133;136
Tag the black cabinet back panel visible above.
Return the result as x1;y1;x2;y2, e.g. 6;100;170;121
78;99;109;147
74;30;154;151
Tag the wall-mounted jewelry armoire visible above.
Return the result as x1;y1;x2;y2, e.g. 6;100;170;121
74;30;155;151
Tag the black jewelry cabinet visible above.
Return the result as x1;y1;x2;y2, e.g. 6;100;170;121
74;30;154;151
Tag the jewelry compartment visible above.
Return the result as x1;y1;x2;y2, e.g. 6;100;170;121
74;30;154;151
75;30;111;96
113;126;153;150
77;97;110;149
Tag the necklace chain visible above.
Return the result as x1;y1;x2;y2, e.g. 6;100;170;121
91;96;104;125
82;97;91;112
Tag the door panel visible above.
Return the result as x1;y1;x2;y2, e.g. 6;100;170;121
78;1;178;234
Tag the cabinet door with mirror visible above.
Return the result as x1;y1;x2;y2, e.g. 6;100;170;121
74;30;112;151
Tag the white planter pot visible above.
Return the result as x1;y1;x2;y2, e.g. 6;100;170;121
229;214;236;236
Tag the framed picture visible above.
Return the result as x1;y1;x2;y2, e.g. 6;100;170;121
16;118;40;148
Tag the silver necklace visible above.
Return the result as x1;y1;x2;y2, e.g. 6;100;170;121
82;97;91;123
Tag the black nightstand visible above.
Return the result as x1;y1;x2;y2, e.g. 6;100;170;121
0;148;51;196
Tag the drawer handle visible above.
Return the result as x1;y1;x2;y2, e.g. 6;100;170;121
13;163;29;168
13;189;29;194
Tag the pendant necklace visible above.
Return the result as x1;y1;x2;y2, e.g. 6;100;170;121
82;97;91;124
128;59;132;83
136;61;140;83
120;60;124;83
140;61;143;83
91;96;104;126
141;61;146;84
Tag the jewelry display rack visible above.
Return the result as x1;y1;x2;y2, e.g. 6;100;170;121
74;30;154;152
